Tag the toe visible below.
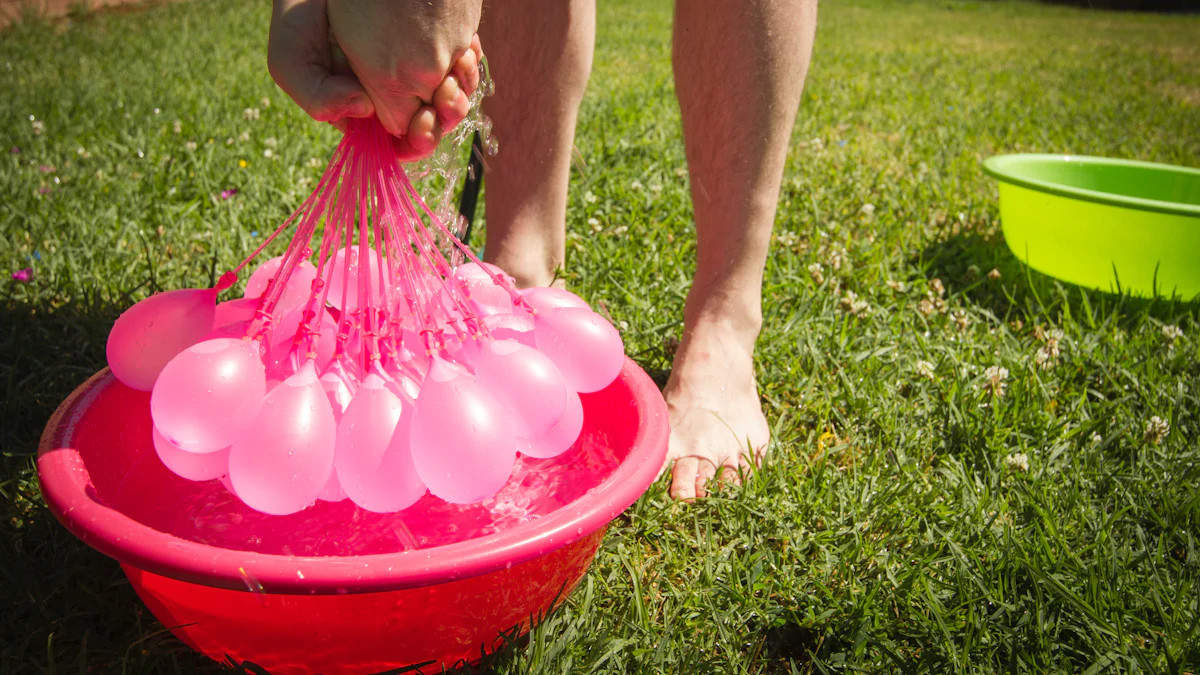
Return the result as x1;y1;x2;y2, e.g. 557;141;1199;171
694;458;718;498
670;457;699;501
718;461;742;486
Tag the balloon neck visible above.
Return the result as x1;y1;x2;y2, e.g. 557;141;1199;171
427;356;459;383
287;360;320;386
213;270;239;294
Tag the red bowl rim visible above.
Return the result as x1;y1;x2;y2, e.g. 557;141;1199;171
37;359;668;595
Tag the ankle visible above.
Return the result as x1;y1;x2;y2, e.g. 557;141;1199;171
483;252;558;289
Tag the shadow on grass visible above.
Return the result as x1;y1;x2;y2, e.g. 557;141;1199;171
915;230;1199;328
0;293;227;674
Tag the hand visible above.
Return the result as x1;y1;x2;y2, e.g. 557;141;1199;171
268;0;484;160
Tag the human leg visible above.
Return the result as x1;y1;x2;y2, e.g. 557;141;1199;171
477;0;596;288
666;0;818;499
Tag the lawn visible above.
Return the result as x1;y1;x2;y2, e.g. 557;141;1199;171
2;0;1199;672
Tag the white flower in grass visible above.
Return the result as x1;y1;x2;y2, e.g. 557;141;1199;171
649;182;662;194
265;137;278;148
243;107;260;121
613;225;629;236
840;291;870;317
261;96;271;108
31;119;44;135
988;268;1001;280
1004;453;1029;473
861;203;875;216
263;149;274;159
184;141;198;152
239;131;250;142
173;119;182;134
984;365;1008;398
588;218;602;233
807;262;825;285
76;147;90;159
308;157;322;168
1162;324;1183;342
915;360;936;381
584;191;597;204
952;310;971;331
1090;432;1103;444
887;279;906;292
1144;416;1169;445
630;179;643;191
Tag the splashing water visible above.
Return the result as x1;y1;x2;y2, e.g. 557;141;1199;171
110;424;620;556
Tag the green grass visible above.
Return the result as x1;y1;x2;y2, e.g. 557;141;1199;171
3;0;1199;672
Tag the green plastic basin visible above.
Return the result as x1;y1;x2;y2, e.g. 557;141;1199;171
983;154;1200;299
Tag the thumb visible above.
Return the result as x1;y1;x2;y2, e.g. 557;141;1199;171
303;71;375;123
270;51;374;124
267;0;373;126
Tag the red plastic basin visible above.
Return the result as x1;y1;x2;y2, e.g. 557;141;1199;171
38;359;668;674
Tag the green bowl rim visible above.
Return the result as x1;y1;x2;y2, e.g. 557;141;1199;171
983;154;1200;218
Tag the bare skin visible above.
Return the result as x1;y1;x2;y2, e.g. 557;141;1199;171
480;0;817;498
665;0;817;499
271;0;819;501
268;0;483;158
477;0;596;288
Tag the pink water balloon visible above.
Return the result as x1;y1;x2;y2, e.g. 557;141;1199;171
150;338;266;453
484;313;535;347
201;319;250;342
213;297;258;328
534;307;624;393
335;373;426;513
410;358;516;504
320;365;355;418
520;287;590;314
106;288;218;391
265;306;337;378
317;365;355;502
454;262;512;314
325;245;383;312
471;339;567;438
152;426;230;481
244;256;318;312
228;362;337;515
517;389;584;459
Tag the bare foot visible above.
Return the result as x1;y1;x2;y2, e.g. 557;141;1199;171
663;319;770;500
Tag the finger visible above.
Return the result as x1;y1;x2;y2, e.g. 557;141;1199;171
694;457;718;498
369;90;425;139
392;106;441;161
269;51;374;124
453;48;480;96
470;34;483;66
433;75;470;131
670;457;699;502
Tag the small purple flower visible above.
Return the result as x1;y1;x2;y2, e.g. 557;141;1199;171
10;147;19;154
38;187;50;194
220;188;239;200
12;267;32;282
39;165;55;173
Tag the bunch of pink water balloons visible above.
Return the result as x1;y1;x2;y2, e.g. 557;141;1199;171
105;119;625;516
